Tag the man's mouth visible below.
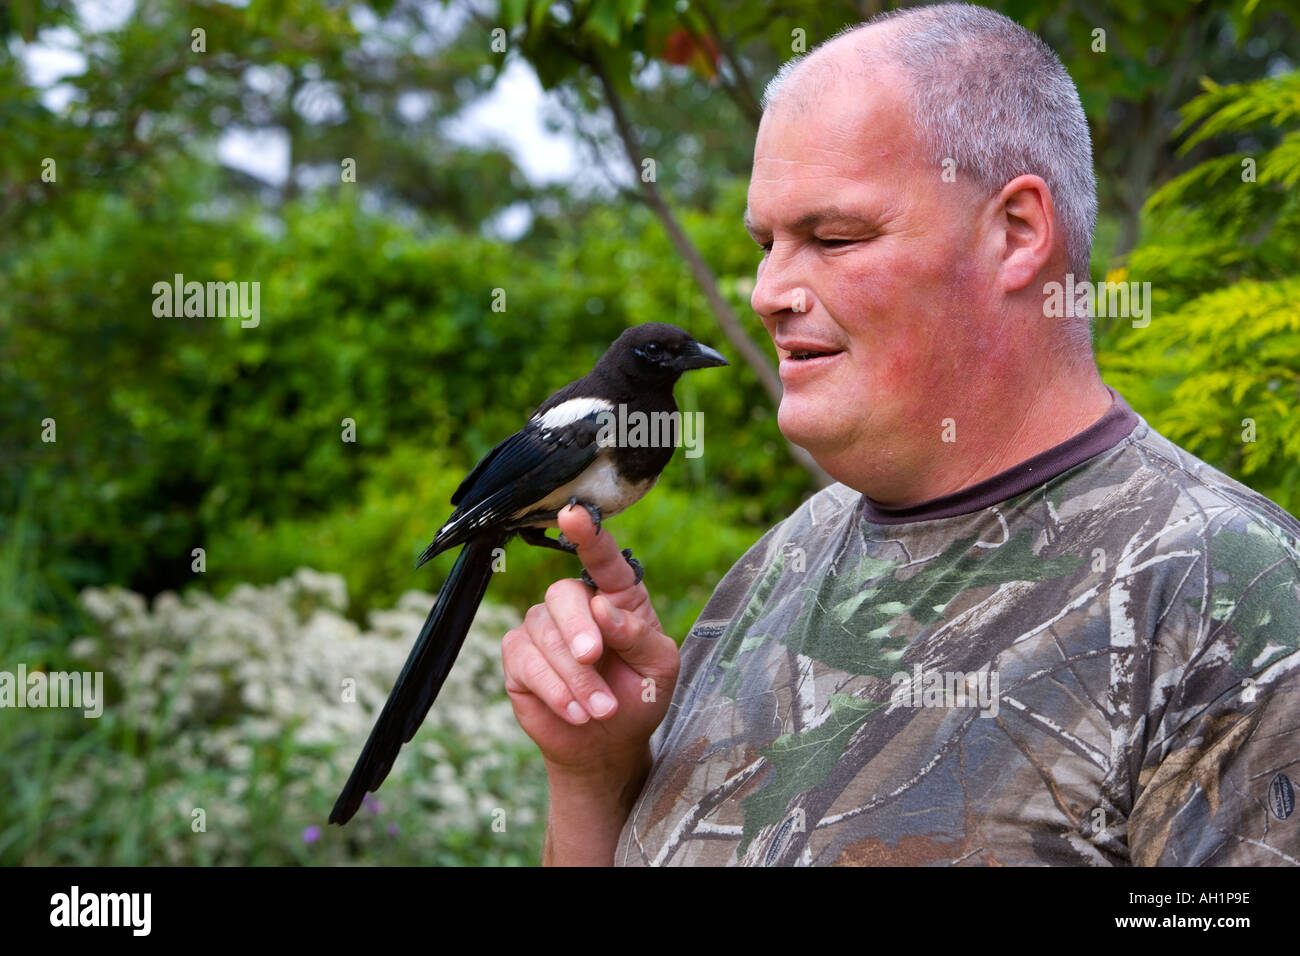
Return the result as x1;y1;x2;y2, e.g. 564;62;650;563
775;337;845;378
778;345;844;382
787;350;841;361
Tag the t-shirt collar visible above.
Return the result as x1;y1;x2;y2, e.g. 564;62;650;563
859;385;1139;525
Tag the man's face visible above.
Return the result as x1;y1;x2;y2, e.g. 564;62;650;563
746;57;1001;494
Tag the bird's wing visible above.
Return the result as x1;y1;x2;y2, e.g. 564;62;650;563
449;428;512;506
415;403;607;567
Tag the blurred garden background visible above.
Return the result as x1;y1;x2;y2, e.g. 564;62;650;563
2;0;1298;865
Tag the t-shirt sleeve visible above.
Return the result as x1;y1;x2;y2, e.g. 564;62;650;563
1129;515;1300;866
645;485;855;763
646;512;786;763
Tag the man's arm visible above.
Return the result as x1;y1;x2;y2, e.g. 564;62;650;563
1130;645;1300;866
501;504;680;866
541;745;653;866
1128;520;1300;866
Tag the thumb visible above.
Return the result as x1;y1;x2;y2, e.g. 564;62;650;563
591;593;675;676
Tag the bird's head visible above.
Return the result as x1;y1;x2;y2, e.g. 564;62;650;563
606;322;729;386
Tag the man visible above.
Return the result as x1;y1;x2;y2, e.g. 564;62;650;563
501;4;1300;865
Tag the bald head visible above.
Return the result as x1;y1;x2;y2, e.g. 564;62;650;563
759;18;901;117
759;3;1097;324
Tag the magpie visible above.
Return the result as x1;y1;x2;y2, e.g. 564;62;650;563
329;322;727;825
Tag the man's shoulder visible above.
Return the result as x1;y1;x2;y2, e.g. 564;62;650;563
717;481;861;573
1108;415;1300;567
683;482;861;640
770;481;863;543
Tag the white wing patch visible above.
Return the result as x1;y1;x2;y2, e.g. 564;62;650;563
532;397;613;431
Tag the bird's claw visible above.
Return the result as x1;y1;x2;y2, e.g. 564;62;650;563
578;548;643;588
567;497;603;535
622;548;644;585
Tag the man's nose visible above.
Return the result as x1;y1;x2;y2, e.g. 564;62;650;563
750;242;813;321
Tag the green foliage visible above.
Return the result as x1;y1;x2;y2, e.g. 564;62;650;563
3;161;793;605
1139;72;1300;289
1105;278;1300;496
1174;72;1300;149
0;561;547;865
1099;67;1300;513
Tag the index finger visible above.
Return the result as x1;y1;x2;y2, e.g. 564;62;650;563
557;503;644;594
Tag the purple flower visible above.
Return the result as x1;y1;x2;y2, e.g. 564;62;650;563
302;825;322;844
364;794;383;815
387;823;399;837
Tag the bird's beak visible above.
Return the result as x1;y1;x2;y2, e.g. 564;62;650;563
679;341;729;370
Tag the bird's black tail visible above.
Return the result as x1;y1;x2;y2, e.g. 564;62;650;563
329;531;508;825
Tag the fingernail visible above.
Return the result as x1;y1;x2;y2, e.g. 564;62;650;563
588;692;615;717
566;701;589;723
572;633;598;658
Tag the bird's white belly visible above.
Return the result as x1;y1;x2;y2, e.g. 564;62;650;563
517;454;658;526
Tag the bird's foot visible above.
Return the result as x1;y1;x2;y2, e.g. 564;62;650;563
521;527;578;554
567;497;603;535
579;548;644;588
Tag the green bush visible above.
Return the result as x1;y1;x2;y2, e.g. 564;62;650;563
1097;69;1300;514
0;568;546;866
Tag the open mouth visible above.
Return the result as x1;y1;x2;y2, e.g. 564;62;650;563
787;350;841;361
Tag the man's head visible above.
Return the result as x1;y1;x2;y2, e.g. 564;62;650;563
745;3;1103;500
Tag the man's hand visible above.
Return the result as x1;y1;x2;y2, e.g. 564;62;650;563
501;503;680;864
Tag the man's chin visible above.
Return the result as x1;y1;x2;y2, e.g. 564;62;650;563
777;404;845;456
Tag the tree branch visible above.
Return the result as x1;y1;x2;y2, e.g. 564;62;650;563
685;1;763;127
582;49;833;487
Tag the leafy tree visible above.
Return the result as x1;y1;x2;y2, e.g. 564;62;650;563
1099;68;1300;511
1012;0;1300;259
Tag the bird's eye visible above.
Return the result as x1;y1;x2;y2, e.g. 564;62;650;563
645;343;662;357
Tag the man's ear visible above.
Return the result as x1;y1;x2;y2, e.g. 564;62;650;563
996;175;1055;293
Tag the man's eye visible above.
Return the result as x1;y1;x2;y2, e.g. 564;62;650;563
817;238;856;248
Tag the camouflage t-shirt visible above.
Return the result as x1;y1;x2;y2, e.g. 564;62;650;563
616;387;1300;866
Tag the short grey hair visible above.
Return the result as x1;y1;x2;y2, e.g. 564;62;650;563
762;4;1097;333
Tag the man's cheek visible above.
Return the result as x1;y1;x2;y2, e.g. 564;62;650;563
869;334;940;393
876;352;916;392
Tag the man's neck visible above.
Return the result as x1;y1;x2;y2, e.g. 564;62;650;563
851;373;1115;509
